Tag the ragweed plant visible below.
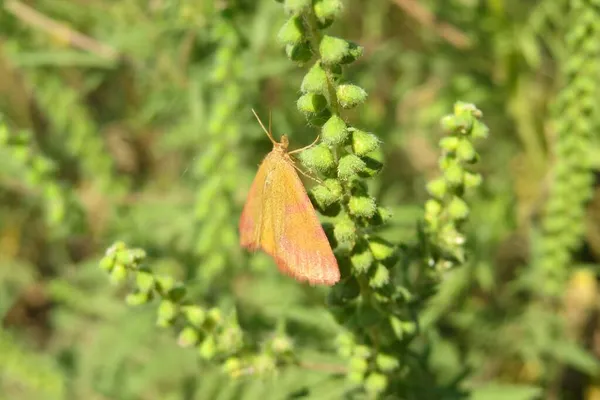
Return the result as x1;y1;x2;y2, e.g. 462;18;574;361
276;1;488;397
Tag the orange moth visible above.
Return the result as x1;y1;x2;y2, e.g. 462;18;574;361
239;110;340;286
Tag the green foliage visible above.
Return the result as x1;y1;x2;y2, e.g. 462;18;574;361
2;0;600;399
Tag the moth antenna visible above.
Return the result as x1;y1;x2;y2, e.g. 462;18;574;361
289;135;320;155
291;161;322;184
252;109;277;145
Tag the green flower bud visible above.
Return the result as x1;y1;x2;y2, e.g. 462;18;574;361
426;177;447;199
350;242;374;274
110;264;128;284
443;162;464;187
177;326;200;347
351;129;380;156
135;270;155;293
456;139;476;162
354;344;371;358
369;263;390;288
471;120;490;139
198;335;217;360
376;353;399;372
365;373;388;396
336;84;367;109
347;371;365;384
207;307;223;326
454;101;481;119
125;291;150;306
277;16;306;45
253;354;276;375
348;195;376;218
298;143;336;175
285;42;312;63
439;136;460;152
341;42;363;64
441;114;472;135
448;196;469;220
284;0;311;15
313;0;343;28
99;256;114;272
321;115;348;145
158;300;178;324
297;93;328;114
222;357;243;377
349;357;368;373
311;179;343;208
338;154;366;180
155;275;175;292
334;217;357;249
301;63;328;94
464;172;482;189
320;35;349;65
425;199;442;217
368;237;396;261
183;305;206;327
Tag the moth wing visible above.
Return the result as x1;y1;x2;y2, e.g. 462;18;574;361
268;159;340;286
239;155;272;251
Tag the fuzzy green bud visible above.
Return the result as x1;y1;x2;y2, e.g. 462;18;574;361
426;177;447;199
277;16;306;45
299;143;336;175
351;129;380;156
349;357;368;374
464;172;482;189
369;263;390;288
313;0;343;28
350;242;374;274
285;42;312;63
448;196;469;220
297;93;328;114
125;291;150;306
183;305;206;327
177;326;200;347
321;115;348;145
301;63;328;94
348;195;377;218
376;353;399;372
334;217;357;249
284;0;311;14
443;162;464;187
439;136;460;152
311;179;343;208
99;256;114;272
338;154;366;180
155;275;175;292
365;373;388;396
157;300;178;326
198;335;217;360
223;358;243;377
441;115;472;135
368;237;396;261
456;139;476;162
320;35;349;65
471;120;489;139
207;308;223;326
110;264;128;284
336;84;367;109
135;270;155;293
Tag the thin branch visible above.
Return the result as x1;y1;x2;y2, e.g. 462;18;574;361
391;0;472;49
4;0;119;61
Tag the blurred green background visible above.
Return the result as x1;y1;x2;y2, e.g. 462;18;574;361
1;0;600;399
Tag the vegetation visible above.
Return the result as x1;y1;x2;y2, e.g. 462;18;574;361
1;0;599;399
